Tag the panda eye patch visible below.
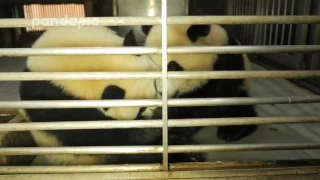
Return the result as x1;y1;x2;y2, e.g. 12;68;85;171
168;61;184;71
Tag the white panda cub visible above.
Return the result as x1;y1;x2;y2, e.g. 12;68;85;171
19;26;167;165
141;24;258;143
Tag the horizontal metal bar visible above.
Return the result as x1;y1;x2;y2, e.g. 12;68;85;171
0;109;18;115
0;164;163;174
0;96;319;109
1;45;320;57
0;100;163;109
168;45;320;54
0;16;319;28
0;146;163;155
0;72;162;81
169;96;320;107
168;71;320;79
171;143;320;153
1;160;320;174
1;116;320;131
2;167;320;179
1;143;320;155
1;71;320;81
0;17;160;28
0;47;160;56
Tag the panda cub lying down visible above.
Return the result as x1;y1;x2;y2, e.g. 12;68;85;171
19;24;257;165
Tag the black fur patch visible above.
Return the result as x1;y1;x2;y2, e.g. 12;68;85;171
168;61;184;71
187;25;211;42
123;30;139;47
141;25;152;36
102;85;125;111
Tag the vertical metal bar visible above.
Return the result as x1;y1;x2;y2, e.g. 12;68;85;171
230;0;235;35
250;0;256;45
288;0;295;45
240;0;245;42
184;0;189;16
309;0;320;70
227;0;232;33
161;0;169;172
228;0;233;15
254;1;260;45
242;0;248;44
269;0;275;45
281;0;288;45
274;0;282;45
113;0;118;16
263;0;269;45
238;0;242;41
234;0;239;35
233;0;237;35
243;0;248;44
248;0;252;44
258;0;265;45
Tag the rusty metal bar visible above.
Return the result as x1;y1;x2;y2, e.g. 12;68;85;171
1;166;320;179
1;160;320;174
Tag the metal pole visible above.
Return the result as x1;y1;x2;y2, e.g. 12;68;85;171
1;143;320;155
0;116;319;132
1;45;320;57
0;96;319;109
0;16;320;28
161;0;169;171
288;0;296;45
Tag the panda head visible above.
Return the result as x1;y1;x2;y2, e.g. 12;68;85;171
141;24;229;98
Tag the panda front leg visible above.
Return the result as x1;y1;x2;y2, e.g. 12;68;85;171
216;105;257;142
167;134;206;163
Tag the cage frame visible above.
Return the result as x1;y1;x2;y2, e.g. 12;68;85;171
1;0;320;179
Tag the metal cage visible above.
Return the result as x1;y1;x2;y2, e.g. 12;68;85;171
0;0;320;179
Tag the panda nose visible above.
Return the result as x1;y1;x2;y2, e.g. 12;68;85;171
168;61;184;71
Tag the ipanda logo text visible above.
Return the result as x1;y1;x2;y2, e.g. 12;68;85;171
31;15;100;29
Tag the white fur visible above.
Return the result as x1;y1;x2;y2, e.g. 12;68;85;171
31;130;106;165
145;24;252;97
144;24;218;98
21;26;163;165
26;26;160;120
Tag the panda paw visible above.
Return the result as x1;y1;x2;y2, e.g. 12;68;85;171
140;107;158;118
170;153;205;163
217;125;257;142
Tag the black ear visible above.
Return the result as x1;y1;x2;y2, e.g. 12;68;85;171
186;25;211;42
123;30;139;46
141;25;152;36
168;61;184;71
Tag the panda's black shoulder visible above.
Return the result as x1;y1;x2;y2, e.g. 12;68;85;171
214;35;245;71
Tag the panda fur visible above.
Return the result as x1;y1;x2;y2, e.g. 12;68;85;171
19;26;187;165
141;24;257;143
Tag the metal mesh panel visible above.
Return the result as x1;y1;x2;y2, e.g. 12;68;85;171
0;0;320;178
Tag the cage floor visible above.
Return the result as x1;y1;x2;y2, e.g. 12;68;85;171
0;57;320;164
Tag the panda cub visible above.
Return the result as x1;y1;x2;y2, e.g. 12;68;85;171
141;24;258;143
18;26;184;165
